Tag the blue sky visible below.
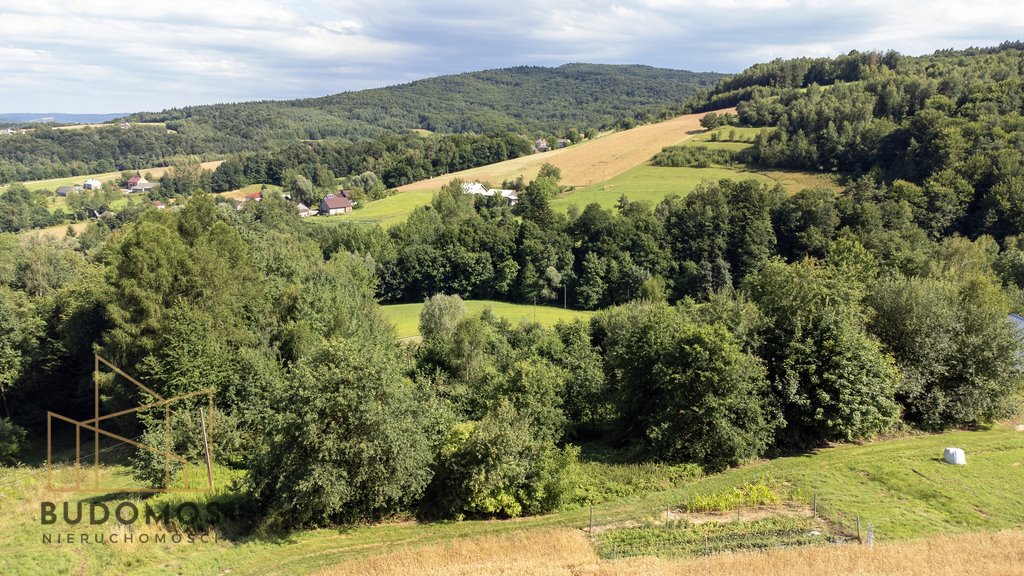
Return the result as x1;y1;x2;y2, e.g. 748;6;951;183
0;0;1021;113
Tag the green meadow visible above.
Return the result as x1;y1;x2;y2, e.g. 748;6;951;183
381;299;595;338
2;421;1021;575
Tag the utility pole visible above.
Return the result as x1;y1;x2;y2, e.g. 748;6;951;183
199;408;213;490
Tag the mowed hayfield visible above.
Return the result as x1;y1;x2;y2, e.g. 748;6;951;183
2;423;1022;575
381;300;595;338
315;528;1024;576
347;116;836;226
398;108;731;192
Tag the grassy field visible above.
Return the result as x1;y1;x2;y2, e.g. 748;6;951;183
551;165;774;212
3;160;224;193
381;300;595;338
316;528;1024;576
397;108;727;192
335;163;836;227
217;183;284;202
0;422;1022;574
343;117;832;226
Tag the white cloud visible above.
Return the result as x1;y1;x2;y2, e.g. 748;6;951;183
0;0;1020;112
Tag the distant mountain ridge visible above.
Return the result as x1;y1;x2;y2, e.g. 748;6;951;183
0;112;126;124
0;63;724;183
125;64;724;145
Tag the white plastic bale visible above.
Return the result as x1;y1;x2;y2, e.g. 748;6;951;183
943;447;966;465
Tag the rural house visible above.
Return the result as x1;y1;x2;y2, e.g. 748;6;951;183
461;181;519;206
55;186;73;197
83;178;103;190
556;138;572;148
151;199;166;209
320;193;353;215
129;177;154;193
535;138;550;152
246;191;262;202
296;202;313;218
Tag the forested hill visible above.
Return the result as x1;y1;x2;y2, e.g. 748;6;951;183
0;64;720;183
126;64;722;143
684;41;1024;241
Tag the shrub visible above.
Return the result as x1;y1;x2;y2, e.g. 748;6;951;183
0;417;26;465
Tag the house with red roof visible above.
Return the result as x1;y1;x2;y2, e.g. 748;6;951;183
320;193;353;216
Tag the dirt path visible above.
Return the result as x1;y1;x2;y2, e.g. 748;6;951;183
398;109;734;191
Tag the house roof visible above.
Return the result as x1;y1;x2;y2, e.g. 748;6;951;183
321;194;352;209
1009;313;1024;333
56;186;73;193
296;202;310;212
461;182;489;195
151;199;165;207
246;191;262;200
127;175;142;185
84;178;102;185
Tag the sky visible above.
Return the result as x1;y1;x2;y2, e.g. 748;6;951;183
0;0;1022;114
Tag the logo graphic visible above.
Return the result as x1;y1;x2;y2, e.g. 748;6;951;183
47;354;214;493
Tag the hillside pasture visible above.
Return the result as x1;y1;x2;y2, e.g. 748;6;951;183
397;109;730;192
0;422;1022;574
381;300;595;338
4;160;224;193
551;165;774;212
217;183;283;202
315;528;1024;576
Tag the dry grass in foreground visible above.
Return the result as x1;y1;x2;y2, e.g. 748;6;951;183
315;528;1024;576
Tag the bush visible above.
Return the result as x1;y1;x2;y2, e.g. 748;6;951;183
685;479;782;513
419;400;578;519
592;302;775;471
0;417;26;465
248;338;438;528
651;145;740;168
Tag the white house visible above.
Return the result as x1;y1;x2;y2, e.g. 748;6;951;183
83;179;103;190
461;182;518;206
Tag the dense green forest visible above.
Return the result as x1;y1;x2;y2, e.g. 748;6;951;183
0;65;720;184
1;45;1023;531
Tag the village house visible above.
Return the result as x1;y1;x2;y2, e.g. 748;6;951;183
151;199;166;209
55;186;74;197
296;202;313;218
246;191;262;202
556;138;572;148
460;181;519;206
83;179;103;190
535;138;550;152
320;193;353;215
127;176;154;193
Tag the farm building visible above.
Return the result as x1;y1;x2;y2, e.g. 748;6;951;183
129;177;154;193
461;181;519;206
83;179;103;190
535;138;550;152
246;191;262;202
556;138;572;148
55;186;74;197
151;199;166;209
320;193;353;215
296;202;313;218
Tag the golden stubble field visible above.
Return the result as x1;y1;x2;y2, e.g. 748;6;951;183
315;528;1024;576
397;109;735;191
